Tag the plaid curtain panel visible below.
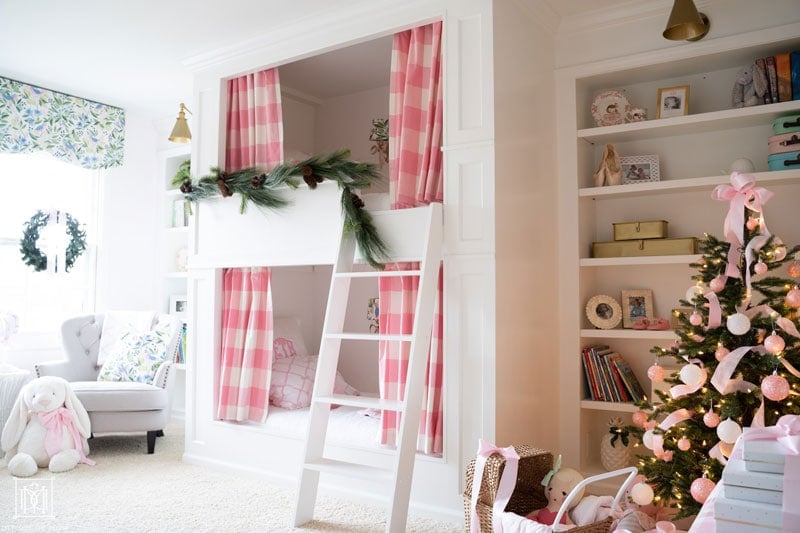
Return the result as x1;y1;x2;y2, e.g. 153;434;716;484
388;21;444;210
217;68;283;422
217;267;274;422
225;68;283;172
379;21;445;455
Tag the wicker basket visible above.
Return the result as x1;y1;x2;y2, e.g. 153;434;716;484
462;444;614;533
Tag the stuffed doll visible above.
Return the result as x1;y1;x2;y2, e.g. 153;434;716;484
1;376;94;477
731;63;768;108
526;455;585;526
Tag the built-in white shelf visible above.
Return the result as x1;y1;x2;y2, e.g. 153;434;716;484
580;329;678;340
578;169;800;199
580;400;638;413
580;254;700;267
577;100;800;144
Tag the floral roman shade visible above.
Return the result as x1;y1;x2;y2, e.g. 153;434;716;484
0;76;125;169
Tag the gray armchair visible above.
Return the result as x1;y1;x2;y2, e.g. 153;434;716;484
35;313;181;454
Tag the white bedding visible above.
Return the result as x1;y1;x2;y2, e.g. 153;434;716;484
263;405;382;449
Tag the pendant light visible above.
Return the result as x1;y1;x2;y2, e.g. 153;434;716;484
663;0;710;42
168;103;192;143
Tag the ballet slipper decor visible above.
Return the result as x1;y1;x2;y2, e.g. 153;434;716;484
593;143;622;187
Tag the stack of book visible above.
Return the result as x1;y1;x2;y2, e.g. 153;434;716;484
174;322;187;364
755;51;800;105
581;345;646;403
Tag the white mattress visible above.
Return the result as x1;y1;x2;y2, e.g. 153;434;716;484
262;405;383;449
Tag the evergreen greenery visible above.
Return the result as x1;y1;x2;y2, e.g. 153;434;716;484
626;180;800;519
178;149;389;268
20;210;87;272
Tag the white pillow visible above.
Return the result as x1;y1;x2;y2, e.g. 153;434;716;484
269;355;359;410
273;316;309;357
97;324;174;384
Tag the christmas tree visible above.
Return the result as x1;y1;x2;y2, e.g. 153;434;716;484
627;172;800;519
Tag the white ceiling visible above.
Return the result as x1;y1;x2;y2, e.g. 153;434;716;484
0;0;637;119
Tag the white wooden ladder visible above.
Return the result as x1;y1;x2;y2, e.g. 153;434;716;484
293;202;443;533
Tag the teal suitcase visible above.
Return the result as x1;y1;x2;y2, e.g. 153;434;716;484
768;150;800;171
773;114;800;135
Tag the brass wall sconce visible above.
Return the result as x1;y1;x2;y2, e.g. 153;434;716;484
663;0;710;42
168;103;192;143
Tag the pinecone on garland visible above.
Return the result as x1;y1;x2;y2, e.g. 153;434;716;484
301;165;324;189
251;173;267;189
350;192;365;209
179;181;193;194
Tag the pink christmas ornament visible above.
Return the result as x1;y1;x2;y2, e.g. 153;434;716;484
644;420;657;431
709;276;726;292
774;245;787;261
787;287;800;308
689;310;703;326
703;411;720;428
715;346;730;361
632;410;649;428
762;374;790;401
754;261;768;275
648;364;665;382
764;332;785;355
746;217;760;231
677;437;691;451
691;478;716;504
788;261;800;278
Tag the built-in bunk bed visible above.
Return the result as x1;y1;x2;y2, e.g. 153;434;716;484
181;11;466;522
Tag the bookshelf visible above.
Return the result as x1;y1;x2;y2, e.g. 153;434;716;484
557;23;800;479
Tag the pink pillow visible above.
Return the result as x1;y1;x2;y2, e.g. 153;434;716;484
273;336;297;360
269;355;359;410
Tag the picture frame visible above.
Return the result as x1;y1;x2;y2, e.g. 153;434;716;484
621;289;654;328
172;198;188;228
656;85;690;119
620;155;660;184
585;294;623;329
169;295;188;320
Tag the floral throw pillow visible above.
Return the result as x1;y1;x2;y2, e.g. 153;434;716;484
97;327;172;385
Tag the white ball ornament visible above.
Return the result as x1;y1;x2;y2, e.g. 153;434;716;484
774;245;787;261
717;418;742;444
680;364;705;387
685;285;704;303
727;313;751;335
631;482;654;506
642;429;655;450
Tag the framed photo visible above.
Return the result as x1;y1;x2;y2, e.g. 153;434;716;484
172;199;188;228
169;295;188;320
621;289;654;328
656;85;690;119
620;155;660;184
585;294;623;329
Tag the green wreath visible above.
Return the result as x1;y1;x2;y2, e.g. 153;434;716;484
20;210;87;272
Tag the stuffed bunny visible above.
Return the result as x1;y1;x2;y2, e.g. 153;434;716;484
732;63;768;108
1;376;94;477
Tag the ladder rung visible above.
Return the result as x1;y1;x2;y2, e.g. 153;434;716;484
303;458;394;482
315;394;404;411
334;269;422;279
325;332;413;342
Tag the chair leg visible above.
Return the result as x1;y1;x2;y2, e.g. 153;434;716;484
146;431;157;454
156;430;164;437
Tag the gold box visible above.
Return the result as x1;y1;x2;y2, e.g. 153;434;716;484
592;237;697;258
613;220;668;241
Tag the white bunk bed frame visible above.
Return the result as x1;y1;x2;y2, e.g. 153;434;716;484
182;0;498;524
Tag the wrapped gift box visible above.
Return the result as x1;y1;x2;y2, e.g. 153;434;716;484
722;458;783;494
714;494;783;530
715;517;782;532
742;437;787;474
724;482;782;505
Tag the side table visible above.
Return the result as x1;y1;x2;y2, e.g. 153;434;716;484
0;364;31;431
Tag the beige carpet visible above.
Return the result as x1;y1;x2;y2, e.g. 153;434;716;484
0;422;462;532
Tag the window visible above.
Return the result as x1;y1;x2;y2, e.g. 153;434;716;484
0;152;99;334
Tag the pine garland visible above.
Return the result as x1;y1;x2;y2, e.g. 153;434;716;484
20;210;87;272
179;149;389;268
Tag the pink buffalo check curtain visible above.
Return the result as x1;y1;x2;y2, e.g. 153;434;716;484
379;22;444;455
217;68;283;422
